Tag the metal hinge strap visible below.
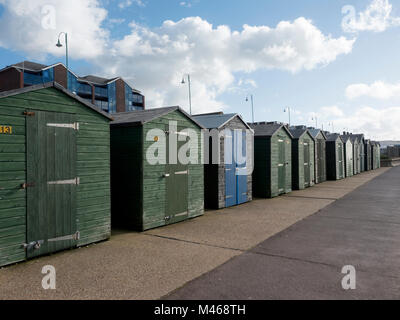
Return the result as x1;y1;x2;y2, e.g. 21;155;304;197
47;122;79;130
48;231;80;242
47;177;80;185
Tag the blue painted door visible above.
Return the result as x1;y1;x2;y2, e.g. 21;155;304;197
225;129;236;207
225;129;248;207
236;130;248;204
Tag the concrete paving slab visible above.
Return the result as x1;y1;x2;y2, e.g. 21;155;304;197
145;196;333;251
0;233;239;300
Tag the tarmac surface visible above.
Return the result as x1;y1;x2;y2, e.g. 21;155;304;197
0;168;389;299
166;166;400;300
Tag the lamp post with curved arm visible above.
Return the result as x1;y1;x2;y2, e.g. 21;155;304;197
56;32;69;70
245;94;255;123
181;74;192;115
284;107;291;126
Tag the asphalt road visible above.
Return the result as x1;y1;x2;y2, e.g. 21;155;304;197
166;166;400;300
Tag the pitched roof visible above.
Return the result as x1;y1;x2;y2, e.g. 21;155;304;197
289;126;314;140
192;113;251;130
249;122;293;138
351;134;365;143
326;133;343;142
308;128;327;140
0;82;113;120
340;134;353;143
78;75;119;86
12;61;48;72
111;106;204;128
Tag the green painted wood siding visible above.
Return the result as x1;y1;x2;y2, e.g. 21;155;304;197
0;88;110;267
142;110;203;230
253;128;292;198
344;141;354;177
314;133;327;184
111;110;204;231
292;134;315;190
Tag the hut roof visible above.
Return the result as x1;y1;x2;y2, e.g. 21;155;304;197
0;82;113;120
111;106;204;128
249;122;293;138
193;113;252;130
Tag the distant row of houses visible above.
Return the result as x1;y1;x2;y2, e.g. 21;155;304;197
0;61;145;113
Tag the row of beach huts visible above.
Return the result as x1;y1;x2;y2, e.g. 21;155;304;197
0;83;381;267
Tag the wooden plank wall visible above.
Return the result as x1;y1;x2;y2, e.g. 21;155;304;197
0;88;111;267
270;129;292;197
142;110;204;230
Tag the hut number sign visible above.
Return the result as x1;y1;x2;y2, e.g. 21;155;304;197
0;125;12;134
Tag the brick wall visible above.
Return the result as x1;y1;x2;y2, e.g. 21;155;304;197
115;79;126;113
53;64;68;88
0;68;23;92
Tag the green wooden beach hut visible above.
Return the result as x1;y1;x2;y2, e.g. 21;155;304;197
371;141;381;170
365;139;372;171
0;82;112;267
110;107;204;231
308;128;327;184
326;133;345;181
289;126;315;190
341;134;354;177
353;134;365;172
250;122;293;198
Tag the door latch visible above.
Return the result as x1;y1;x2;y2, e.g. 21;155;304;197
21;182;35;189
22;240;44;251
165;216;171;221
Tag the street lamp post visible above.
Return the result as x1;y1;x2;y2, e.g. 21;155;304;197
284;107;291;126
181;74;192;115
245;94;255;123
312;116;318;128
56;32;69;70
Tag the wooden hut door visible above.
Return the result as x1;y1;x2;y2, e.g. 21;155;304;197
166;127;189;224
25;110;78;258
277;139;286;193
303;141;310;186
235;130;248;205
338;143;344;178
317;140;323;182
224;130;236;207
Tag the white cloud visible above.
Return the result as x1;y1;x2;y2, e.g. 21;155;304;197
99;17;354;113
342;0;400;33
346;81;400;100
180;1;192;8
312;105;400;140
320;105;345;117
0;0;108;60
118;0;145;9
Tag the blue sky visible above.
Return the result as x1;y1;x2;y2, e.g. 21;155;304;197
0;0;400;140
